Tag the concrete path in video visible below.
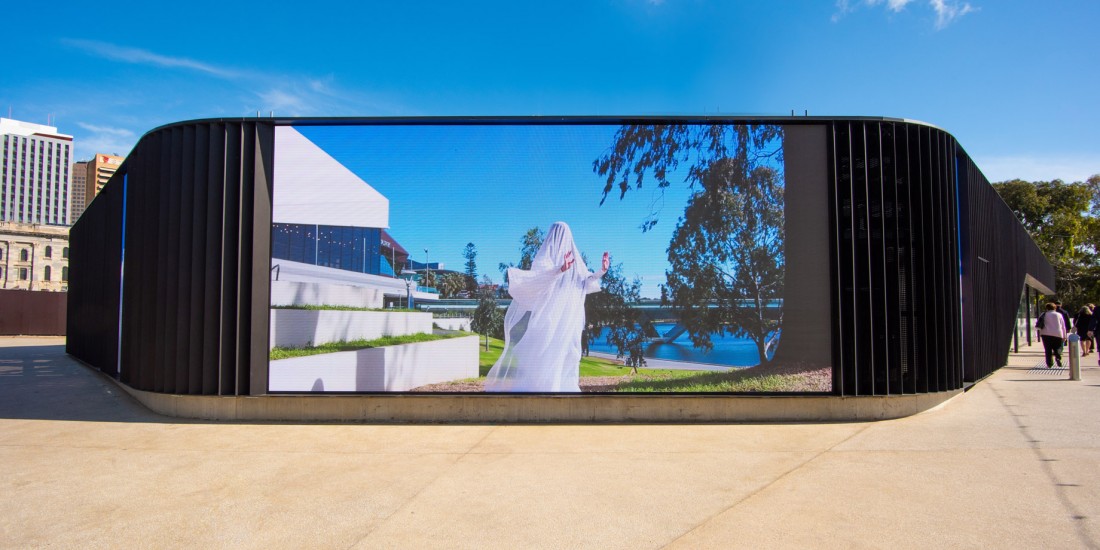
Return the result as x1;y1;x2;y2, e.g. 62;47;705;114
1;336;1098;549
587;350;741;371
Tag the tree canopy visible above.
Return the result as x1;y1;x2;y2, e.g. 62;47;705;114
498;226;544;284
994;175;1100;307
593;123;785;365
436;272;468;299
584;260;652;372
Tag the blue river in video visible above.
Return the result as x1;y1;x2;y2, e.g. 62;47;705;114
587;323;775;367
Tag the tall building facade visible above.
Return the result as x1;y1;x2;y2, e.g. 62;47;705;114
0;118;74;226
71;160;88;220
85;153;123;208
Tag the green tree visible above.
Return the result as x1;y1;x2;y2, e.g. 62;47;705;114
593;123;785;365
437;272;467;299
498;226;545;283
471;283;503;351
463;243;478;292
585;261;652;373
994;175;1100;307
420;270;437;291
993;179;1094;262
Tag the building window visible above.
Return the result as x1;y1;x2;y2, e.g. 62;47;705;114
44;266;51;281
62;266;68;282
62;247;69;259
45;245;52;258
19;268;28;281
20;249;28;261
272;223;383;276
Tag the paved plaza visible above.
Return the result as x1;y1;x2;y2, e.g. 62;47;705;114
1;336;1098;548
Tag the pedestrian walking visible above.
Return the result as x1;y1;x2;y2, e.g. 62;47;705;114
1037;302;1068;368
1074;305;1094;356
1055;300;1072;335
1088;306;1100;366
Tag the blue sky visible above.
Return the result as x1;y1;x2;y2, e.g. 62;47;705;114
4;0;1098;288
4;1;1096;181
292;123;725;296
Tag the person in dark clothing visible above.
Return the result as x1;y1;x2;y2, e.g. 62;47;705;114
1074;305;1094;356
1089;306;1100;365
1055;301;1072;339
1090;304;1097;356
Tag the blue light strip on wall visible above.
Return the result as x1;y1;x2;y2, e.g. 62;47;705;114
116;173;128;376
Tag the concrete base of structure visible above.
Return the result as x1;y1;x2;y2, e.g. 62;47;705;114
110;381;962;423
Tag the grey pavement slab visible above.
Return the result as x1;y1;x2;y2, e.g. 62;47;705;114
1;336;1097;548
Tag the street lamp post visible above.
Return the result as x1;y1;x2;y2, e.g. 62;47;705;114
424;248;430;290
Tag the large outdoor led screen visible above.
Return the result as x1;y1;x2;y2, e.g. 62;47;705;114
267;121;832;393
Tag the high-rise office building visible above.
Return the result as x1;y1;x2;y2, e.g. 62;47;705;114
85;153;123;208
71;160;88;221
0;118;73;226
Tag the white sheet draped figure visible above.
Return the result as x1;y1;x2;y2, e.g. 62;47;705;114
485;222;606;392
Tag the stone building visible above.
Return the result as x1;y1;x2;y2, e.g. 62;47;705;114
0;221;69;291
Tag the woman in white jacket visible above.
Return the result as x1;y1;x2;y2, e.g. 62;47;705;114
1037;302;1068;368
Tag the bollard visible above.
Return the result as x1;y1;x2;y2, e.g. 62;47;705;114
1068;333;1081;381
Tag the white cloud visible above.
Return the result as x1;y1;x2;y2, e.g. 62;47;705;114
252;79;353;117
73;130;136;159
73;119;140;159
833;0;975;28
60;39;414;133
257;89;312;116
929;0;975;29
250;76;414;118
62;39;239;79
974;154;1100;184
75;122;135;138
864;0;918;11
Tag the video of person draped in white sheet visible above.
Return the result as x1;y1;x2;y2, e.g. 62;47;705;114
266;122;830;393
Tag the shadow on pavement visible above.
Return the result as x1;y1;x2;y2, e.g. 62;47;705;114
0;343;167;423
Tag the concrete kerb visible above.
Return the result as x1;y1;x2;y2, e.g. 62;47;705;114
107;376;964;423
50;335;969;423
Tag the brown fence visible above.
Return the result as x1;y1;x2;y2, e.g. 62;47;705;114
0;289;67;335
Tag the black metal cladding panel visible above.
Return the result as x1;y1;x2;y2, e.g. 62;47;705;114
204;124;227;394
830;121;963;396
957;152;1054;382
71;121;273;396
65;177;122;374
